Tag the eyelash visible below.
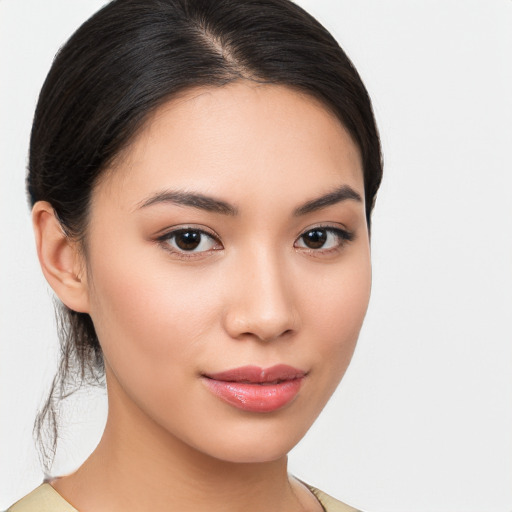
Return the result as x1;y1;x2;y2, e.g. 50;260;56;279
156;225;354;259
294;225;354;254
156;227;222;260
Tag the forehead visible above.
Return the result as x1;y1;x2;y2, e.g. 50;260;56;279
97;82;364;209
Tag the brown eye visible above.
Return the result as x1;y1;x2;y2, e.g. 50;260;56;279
295;226;354;251
162;228;220;253
174;230;202;250
302;229;327;249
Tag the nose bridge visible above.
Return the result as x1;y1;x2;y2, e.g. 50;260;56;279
223;243;297;341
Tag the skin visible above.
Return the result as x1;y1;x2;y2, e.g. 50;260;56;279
33;82;371;512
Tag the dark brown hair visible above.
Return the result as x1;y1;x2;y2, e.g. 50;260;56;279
28;0;382;472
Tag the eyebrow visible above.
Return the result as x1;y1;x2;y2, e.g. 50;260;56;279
138;190;238;215
293;185;362;216
137;184;362;216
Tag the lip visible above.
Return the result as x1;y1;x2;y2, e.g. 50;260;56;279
202;365;306;413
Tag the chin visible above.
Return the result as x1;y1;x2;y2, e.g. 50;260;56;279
206;440;293;465
188;414;312;465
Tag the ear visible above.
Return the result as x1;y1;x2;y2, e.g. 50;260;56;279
32;201;90;313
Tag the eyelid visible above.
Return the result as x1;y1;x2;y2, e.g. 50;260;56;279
295;223;353;239
294;224;354;251
155;225;223;258
153;223;220;239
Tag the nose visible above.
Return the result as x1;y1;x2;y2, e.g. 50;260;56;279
222;249;299;342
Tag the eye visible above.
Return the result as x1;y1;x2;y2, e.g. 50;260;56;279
158;228;221;254
295;226;353;251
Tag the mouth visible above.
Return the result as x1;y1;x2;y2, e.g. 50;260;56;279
201;365;306;413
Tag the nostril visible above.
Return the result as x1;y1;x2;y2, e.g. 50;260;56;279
258;328;295;343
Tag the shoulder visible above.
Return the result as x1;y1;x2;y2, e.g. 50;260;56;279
305;484;363;512
6;484;78;512
7;481;360;512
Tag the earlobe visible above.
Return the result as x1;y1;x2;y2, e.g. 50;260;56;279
32;201;90;313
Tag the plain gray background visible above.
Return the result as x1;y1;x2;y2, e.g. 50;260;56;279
1;1;511;511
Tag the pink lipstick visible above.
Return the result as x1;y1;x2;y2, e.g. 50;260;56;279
202;365;305;413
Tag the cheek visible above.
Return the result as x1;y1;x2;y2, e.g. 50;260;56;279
85;240;222;375
85;251;227;436
302;247;372;381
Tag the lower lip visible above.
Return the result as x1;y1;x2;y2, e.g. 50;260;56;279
202;377;303;413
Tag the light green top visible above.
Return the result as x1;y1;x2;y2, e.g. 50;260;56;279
7;483;361;512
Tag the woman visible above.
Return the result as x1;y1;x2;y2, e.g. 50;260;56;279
7;0;382;510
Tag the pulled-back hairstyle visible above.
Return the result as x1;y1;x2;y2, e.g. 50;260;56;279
28;0;382;472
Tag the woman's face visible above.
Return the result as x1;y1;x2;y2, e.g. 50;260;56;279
83;82;371;463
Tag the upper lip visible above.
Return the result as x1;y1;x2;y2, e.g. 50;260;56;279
203;364;306;384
